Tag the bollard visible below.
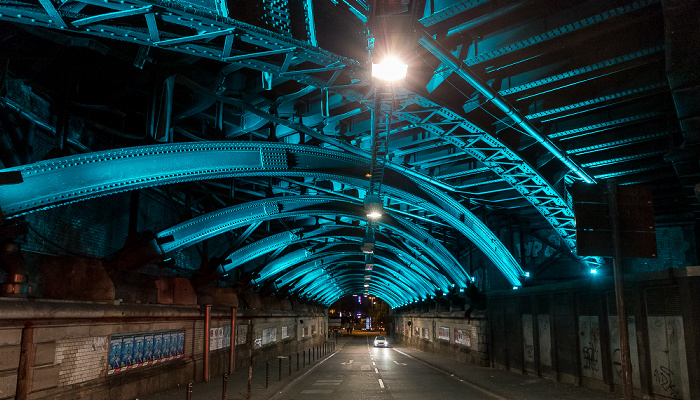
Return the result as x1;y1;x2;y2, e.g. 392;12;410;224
222;374;228;400
278;357;282;381
296;352;299;371
303;350;306;367
247;364;252;399
186;382;193;400
265;361;270;388
288;355;292;376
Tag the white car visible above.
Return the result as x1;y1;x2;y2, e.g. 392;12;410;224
373;336;388;347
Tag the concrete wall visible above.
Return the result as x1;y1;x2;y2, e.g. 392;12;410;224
487;267;700;400
0;299;327;400
391;311;489;367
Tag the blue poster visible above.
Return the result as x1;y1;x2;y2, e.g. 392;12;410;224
133;335;144;364
153;333;163;360
109;337;122;370
162;332;172;358
177;330;185;355
169;331;178;357
120;336;134;367
144;334;154;361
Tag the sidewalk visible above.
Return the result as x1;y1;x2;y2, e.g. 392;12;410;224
392;345;621;400
141;338;348;400
143;335;621;400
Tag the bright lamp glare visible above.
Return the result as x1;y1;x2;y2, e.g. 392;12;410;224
367;211;382;219
372;58;408;81
590;269;598;274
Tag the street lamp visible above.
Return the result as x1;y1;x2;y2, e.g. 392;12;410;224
372;57;408;82
364;193;383;219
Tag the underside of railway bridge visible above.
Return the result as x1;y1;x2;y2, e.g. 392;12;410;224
0;0;699;399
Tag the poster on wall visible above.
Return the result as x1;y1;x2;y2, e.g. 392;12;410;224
109;337;122;370
438;327;450;341
144;334;154;361
120;335;134;367
455;329;470;346
108;329;185;374
134;335;144;364
177;330;185;355
237;325;248;345
222;326;231;348
422;328;429;340
153;332;163;360
414;326;420;337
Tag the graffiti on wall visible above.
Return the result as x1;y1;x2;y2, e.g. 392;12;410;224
514;234;560;264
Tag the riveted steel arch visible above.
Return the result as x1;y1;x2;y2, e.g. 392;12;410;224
0;142;522;285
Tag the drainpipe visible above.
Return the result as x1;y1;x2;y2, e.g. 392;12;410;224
203;304;211;382
229;306;236;374
417;31;595;184
0;242;31;297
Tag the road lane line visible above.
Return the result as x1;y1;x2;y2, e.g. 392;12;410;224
374;367;378;373
378;378;385;389
390;348;508;400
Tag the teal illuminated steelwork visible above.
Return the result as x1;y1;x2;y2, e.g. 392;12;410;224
0;143;522;286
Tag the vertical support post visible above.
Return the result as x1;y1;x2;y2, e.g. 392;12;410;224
247;361;252;399
278;357;282;381
15;323;34;400
222;373;228;400
204;304;211;382
186;382;193;400
229;307;236;374
607;179;634;400
288;355;292;376
265;361;270;388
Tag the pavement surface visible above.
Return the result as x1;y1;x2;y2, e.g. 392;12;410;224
142;332;623;400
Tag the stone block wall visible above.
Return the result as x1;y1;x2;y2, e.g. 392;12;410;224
487;267;700;400
0;300;327;400
0;327;21;400
391;311;489;367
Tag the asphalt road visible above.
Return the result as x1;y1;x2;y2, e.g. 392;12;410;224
273;333;503;400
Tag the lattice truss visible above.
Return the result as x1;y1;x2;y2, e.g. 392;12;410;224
0;0;615;302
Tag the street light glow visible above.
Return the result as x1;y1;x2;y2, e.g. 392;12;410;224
367;211;382;219
372;57;408;82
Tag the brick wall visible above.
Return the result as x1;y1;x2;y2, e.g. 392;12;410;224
56;337;108;386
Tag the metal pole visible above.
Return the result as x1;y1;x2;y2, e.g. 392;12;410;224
278;357;282;381
229;307;236;374
303;350;306;367
607;179;634;400
222;374;228;400
296;352;299;371
204;305;211;382
247;362;252;399
186;382;193;400
288;355;292;376
265;360;270;388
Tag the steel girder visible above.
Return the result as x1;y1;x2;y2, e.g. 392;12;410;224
255;247;436;306
462;0;660;67
273;240;451;291
412;38;605;270
277;248;451;293
217;222;462;288
0;0;613;276
0;142;525;285
0;0;360;88
275;250;436;298
251;236;450;295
